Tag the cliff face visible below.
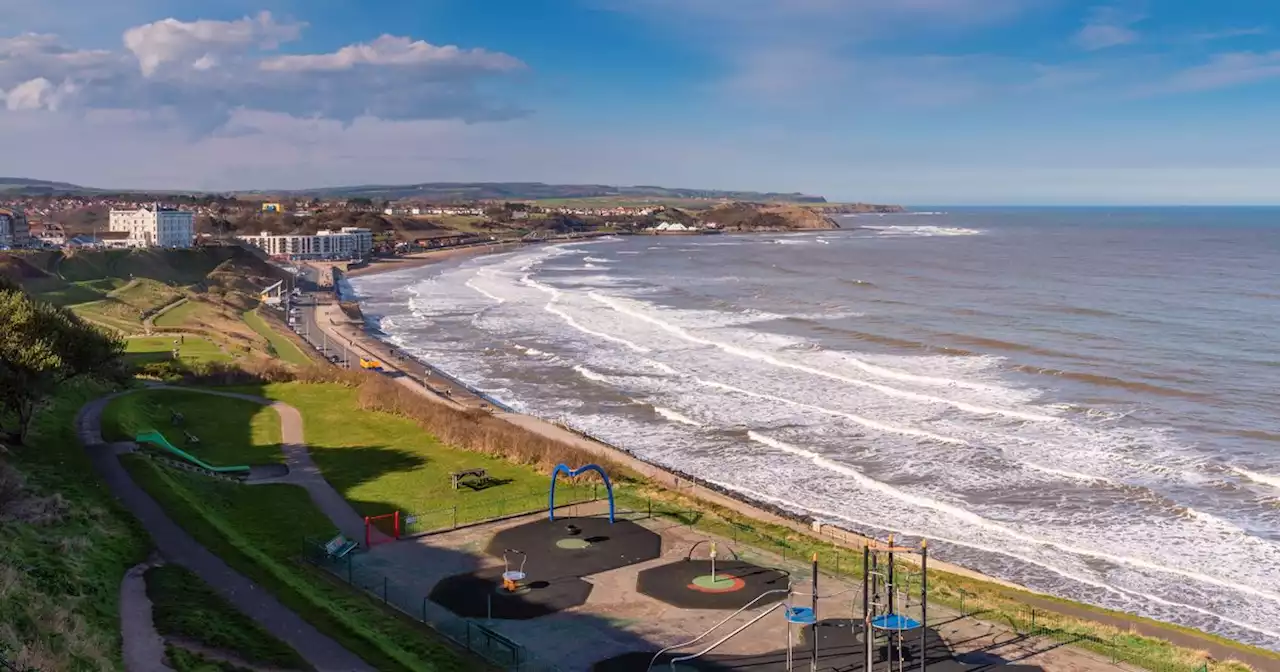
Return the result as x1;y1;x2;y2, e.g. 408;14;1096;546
697;202;838;232
819;203;907;214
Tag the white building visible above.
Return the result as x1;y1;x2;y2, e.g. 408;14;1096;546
108;204;195;248
0;207;30;248
237;227;373;260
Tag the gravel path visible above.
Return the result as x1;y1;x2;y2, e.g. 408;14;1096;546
78;392;375;672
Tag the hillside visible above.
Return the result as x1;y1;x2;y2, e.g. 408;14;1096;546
698;202;839;231
241;182;830;203
0;177;89;194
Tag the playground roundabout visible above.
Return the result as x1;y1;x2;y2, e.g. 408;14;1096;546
638;559;789;610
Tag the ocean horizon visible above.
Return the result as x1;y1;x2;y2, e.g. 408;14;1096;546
348;207;1280;651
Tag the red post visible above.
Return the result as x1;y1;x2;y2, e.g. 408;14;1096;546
364;516;370;548
394;510;401;539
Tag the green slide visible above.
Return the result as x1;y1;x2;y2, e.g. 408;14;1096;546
134;430;251;474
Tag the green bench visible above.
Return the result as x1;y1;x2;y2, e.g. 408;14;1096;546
323;534;358;559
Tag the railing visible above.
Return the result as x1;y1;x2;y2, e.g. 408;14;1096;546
301;538;560;671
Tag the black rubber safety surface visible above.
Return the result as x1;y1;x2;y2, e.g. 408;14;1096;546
636;560;790;610
593;621;1046;671
485;516;662;578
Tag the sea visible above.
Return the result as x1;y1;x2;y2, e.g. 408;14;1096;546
347;208;1280;650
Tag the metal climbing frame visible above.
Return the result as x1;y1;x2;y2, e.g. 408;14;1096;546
862;536;929;672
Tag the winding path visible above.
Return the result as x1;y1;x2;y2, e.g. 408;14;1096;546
77;389;375;672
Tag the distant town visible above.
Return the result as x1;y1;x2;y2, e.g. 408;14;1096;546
0;186;906;262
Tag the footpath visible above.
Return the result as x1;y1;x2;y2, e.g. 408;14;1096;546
77;391;376;672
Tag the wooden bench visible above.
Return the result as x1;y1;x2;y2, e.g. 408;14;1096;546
451;468;489;490
170;410;185;426
183;430;200;446
323;534;358;559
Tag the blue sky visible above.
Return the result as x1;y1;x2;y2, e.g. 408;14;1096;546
3;0;1280;204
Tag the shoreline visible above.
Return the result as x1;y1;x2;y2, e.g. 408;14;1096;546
318;239;1277;664
322;241;1029;591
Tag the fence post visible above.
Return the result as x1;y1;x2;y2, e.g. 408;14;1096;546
453;505;458;529
647;496;652;518
422;596;428;622
1030;608;1036;634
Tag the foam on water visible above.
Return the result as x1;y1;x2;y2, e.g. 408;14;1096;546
860;225;984;237
349;234;1280;650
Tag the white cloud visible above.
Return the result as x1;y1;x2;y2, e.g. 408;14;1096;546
1154;51;1280;93
0;12;528;129
123;11;304;76
1074;6;1142;50
259;35;523;74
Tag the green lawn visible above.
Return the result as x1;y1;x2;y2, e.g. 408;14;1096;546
146;564;309;670
123;456;474;672
154;299;210;328
242;309;311;366
0;379;151;670
70;279;186;332
126;335;231;365
238;383;591;523
101;389;284;465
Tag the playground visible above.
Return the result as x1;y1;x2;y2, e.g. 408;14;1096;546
339;463;1058;671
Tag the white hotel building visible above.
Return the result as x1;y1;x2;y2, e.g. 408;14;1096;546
238;227;373;260
108;204;195;248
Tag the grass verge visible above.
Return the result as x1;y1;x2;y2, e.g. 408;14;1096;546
242;309;311;366
0;378;150;671
146;564;309;670
123;454;475;672
101;389;284;465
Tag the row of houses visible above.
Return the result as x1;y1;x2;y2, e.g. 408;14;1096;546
236;227;374;260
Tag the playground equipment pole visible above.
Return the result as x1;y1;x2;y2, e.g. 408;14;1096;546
862;546;872;672
888;534;896;617
710;542;717;583
810;554;818;672
920;540;928;672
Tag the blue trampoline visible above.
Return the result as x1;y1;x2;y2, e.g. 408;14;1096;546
870;613;921;631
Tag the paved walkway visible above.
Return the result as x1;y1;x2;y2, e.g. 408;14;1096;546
77;392;375;672
164;387;372;544
119;557;172;672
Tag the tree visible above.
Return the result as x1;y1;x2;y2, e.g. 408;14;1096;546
0;277;125;444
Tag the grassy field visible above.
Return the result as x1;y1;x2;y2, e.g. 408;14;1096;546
154;299;211;328
0;379;151;670
242;309;312;366
529;196;726;209
123;455;475;672
101;389;284;465
236;383;589;520
126;335;231;365
146;564;309;670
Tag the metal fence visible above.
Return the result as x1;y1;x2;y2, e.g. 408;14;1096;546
302;538;559;671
